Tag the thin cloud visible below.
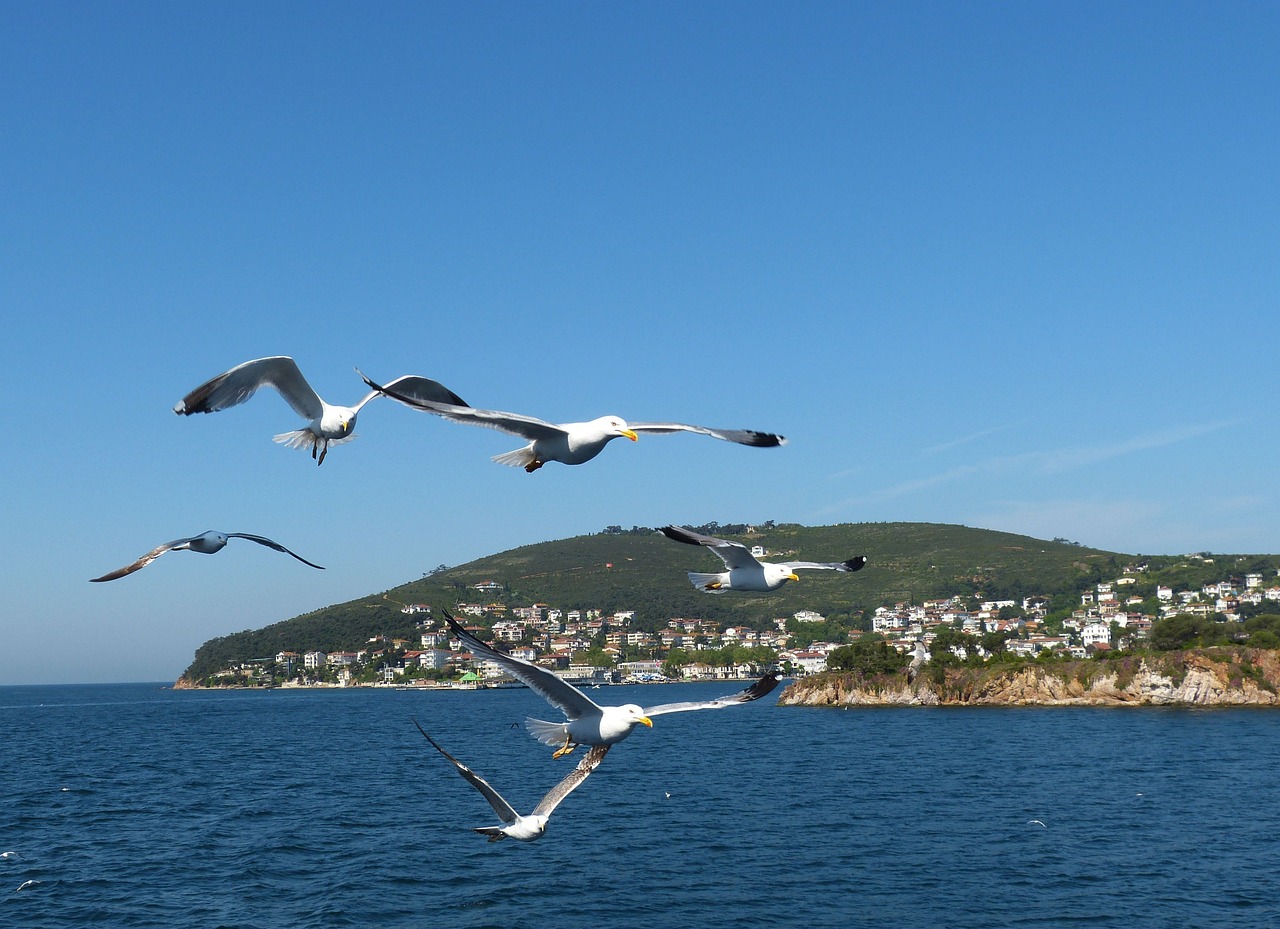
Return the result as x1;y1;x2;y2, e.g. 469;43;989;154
920;426;1007;457
817;419;1237;515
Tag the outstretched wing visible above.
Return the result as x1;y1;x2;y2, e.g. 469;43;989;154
642;673;782;717
352;370;468;410
628;422;786;448
530;744;610;817
659;525;761;572
358;372;565;443
174;356;323;421
780;556;867;573
227;533;326;570
89;537;197;582
441;612;602;720
413;720;519;824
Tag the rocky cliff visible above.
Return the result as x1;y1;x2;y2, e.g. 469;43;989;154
778;648;1280;707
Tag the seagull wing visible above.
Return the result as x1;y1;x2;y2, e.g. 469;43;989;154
628;421;786;448
226;533;326;570
642;673;782;718
352;370;468;411
413;721;519;824
779;556;868;573
530;744;610;817
358;372;566;443
89;536;198;582
174;356;323;421
442;612;602;720
659;525;762;571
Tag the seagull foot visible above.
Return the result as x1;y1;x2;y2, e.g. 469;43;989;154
552;740;576;759
524;459;544;473
707;581;722;590
317;441;329;466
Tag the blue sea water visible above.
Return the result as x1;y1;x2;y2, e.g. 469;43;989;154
2;681;1279;929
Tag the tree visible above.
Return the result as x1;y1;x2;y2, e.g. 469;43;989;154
826;639;910;675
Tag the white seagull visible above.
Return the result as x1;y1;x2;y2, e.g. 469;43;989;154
90;530;324;582
414;720;608;842
659;525;867;593
359;372;785;472
442;611;781;757
174;356;466;465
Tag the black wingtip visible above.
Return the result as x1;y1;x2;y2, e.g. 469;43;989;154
844;556;868;572
744;672;783;701
659;525;700;545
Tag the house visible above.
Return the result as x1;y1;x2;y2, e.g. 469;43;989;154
303;651;327;670
1082;622;1111;648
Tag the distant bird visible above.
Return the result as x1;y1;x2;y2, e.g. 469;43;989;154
659;525;866;593
90;530;324;582
442;611;781;757
414;720;608;842
359;371;785;472
14;879;40;892
0;851;16;860
1028;820;1047;828
174;356;466;464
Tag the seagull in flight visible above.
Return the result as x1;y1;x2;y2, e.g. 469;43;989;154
174;356;466;464
90;530;324;582
659;524;867;593
414;720;608;842
359;372;785;472
442;611;781;758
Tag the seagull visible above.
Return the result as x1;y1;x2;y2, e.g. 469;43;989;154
907;640;929;682
90;530;324;582
442;611;781;758
358;372;785;472
174;356;467;464
1028;820;1047;828
414;720;608;842
659;525;867;593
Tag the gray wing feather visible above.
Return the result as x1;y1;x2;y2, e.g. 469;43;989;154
353;371;467;408
413;721;520;824
643;673;782;717
660;525;761;571
174;356;323;421
442;612;602;719
358;372;565;443
226;533;326;570
628;422;786;447
530;744;610;817
89;537;196;582
780;556;867;573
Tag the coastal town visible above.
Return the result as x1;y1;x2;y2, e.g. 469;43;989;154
195;552;1280;689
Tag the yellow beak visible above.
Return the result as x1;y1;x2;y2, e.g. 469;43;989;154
622;429;638;441
787;573;800;582
637;715;653;727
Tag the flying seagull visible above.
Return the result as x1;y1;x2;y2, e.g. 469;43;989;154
174;356;466;464
659;525;867;593
90;530;324;582
414;720;608;842
442;611;781;757
358;372;785;472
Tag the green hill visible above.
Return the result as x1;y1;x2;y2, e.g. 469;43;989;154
180;521;1140;682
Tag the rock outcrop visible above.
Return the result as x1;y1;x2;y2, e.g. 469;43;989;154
778;648;1280;707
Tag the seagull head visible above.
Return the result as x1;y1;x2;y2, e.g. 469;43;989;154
605;417;638;442
622;704;653;729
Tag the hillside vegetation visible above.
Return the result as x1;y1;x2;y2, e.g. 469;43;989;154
181;521;1127;681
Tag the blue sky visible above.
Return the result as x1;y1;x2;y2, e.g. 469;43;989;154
3;1;1277;685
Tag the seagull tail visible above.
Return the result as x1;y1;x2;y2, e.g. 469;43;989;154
492;444;537;469
688;572;730;594
525;717;570;746
272;430;357;450
473;826;507;842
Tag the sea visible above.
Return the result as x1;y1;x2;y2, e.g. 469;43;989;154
2;681;1278;929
